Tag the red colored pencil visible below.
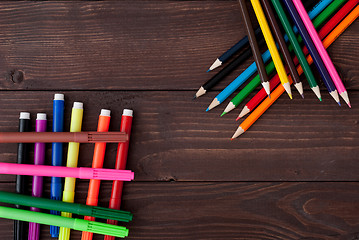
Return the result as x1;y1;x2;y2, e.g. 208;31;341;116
104;109;133;240
237;0;356;120
237;73;281;120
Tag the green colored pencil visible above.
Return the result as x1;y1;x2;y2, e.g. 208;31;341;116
221;0;345;116
271;0;321;100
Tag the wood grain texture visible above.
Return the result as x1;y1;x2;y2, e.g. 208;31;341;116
0;1;357;240
0;1;356;90
0;182;359;240
0;91;357;182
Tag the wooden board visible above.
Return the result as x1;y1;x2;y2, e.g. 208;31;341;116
0;1;357;240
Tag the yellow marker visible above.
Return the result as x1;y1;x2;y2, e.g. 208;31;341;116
59;102;84;240
250;0;292;99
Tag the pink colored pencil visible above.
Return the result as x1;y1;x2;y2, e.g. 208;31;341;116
291;0;350;107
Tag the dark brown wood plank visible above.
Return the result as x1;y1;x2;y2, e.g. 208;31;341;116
0;91;357;182
0;181;359;240
0;1;356;91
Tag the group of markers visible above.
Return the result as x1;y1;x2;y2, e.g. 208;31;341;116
0;94;134;239
195;0;358;139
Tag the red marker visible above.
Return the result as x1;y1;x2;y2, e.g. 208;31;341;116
104;109;133;240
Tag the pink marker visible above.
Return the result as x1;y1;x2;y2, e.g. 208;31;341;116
291;0;351;107
0;163;134;181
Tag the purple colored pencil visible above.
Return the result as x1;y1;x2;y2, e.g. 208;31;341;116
28;113;47;240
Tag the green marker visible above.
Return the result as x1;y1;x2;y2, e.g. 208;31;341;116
221;0;345;116
271;0;321;101
0;191;132;222
0;206;129;238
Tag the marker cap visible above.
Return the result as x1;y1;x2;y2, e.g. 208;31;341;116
54;94;64;101
19;112;30;120
36;113;47;120
122;109;133;117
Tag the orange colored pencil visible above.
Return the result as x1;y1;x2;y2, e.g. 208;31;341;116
231;6;359;139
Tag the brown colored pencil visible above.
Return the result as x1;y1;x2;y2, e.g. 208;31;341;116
238;0;271;96
261;0;303;97
0;132;128;143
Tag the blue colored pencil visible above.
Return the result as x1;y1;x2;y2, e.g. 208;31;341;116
50;93;65;237
206;0;334;111
282;0;340;105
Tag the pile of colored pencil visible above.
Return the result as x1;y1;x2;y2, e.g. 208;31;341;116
195;0;358;139
1;94;134;240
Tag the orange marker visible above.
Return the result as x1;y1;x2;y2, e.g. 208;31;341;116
104;109;133;240
81;109;111;240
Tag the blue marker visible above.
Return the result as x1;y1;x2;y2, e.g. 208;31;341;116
282;0;340;105
206;0;334;111
50;93;64;237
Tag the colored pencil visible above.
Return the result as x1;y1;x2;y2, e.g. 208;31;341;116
82;109;111;240
207;27;262;72
250;0;292;98
232;7;358;138
238;0;270;96
271;0;321;100
207;0;330;111
59;102;84;240
283;0;340;105
220;0;336;115
261;0;303;97
207;0;319;72
14;112;31;240
29;113;47;240
105;109;133;240
292;0;350;107
50;94;65;238
195;40;260;98
237;0;351;119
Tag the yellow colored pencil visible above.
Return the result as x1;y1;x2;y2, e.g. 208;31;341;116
250;0;292;99
59;102;84;240
231;6;359;139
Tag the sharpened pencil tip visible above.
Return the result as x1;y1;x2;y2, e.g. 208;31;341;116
288;93;293;99
192;95;197;100
236;117;240;121
348;103;352;108
300;94;304;99
319;98;322;101
220;112;226;117
338;101;341;106
268;94;271;99
206;69;211;72
230;138;234;141
206;108;209;112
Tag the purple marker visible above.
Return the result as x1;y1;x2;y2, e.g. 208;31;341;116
28;113;47;240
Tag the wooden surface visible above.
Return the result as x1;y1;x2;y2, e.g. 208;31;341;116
0;1;358;239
